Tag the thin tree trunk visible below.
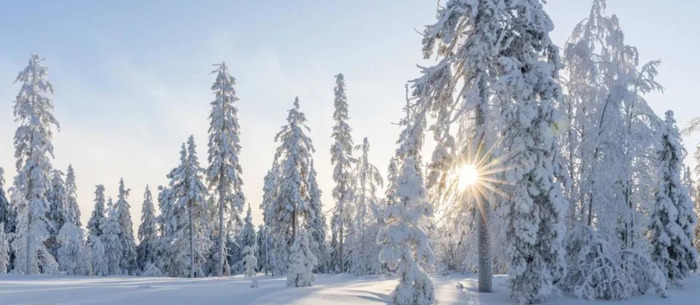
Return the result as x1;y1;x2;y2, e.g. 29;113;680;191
476;78;492;292
217;179;225;277
189;204;194;278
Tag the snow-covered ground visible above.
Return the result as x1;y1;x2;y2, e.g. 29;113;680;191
1;273;698;305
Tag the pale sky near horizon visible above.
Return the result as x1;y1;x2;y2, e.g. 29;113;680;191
1;1;699;230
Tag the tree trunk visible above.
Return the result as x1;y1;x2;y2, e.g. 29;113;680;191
217;179;225;277
475;91;492;292
189;204;194;278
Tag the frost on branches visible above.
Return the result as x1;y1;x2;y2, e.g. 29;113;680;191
650;111;698;285
11;54;60;275
286;230;317;287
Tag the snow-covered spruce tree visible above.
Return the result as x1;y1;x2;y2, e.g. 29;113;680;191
414;0;505;289
330;73;355;273
0;167;16;234
163;137;212;278
56;165;90;275
114;179;137;274
207;62;246;277
348;137;385;275
46;170;67;258
137;186;160;274
90;235;108;276
11;54;59;275
378;104;435;305
64;166;80;227
263;98;319;277
650;111;698;285
87;185;107;275
287;230;318;287
87;185;106;240
486;1;568;303
102;197;123;275
239;204;256;255
307;160;330;273
243;245;258;277
0;224;9;273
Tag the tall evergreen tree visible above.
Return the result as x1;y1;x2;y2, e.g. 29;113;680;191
46;169;66;257
56;165;89;275
87;185;107;275
11;54;59;274
307;160;330;273
263;97;320;276
239;204;256;253
206;62;246;277
137;186;159;272
163;138;212;278
650;111;698;285
102;197;122;275
378;100;435;304
330;73;354;273
348;137;384;275
480;2;569;303
114;179;137;274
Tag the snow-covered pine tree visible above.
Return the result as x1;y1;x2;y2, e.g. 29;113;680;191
137;186;159;273
11;54;59;275
56;221;90;275
163;137;212;278
0;224;9;273
207;62;246;277
239;204;256;254
102;197;123;275
243;245;257;277
90;235;108;276
650;110;698;285
87;185;107;275
480;1;567;303
348;137;384;275
64;166;80;227
286;230;317;287
307;160;330;273
87;185;106;240
330;73;354;273
378;103;435;305
46;170;67;257
114;179;137;274
56;165;90;275
264;97;320;277
378;156;435;305
0;167;15;234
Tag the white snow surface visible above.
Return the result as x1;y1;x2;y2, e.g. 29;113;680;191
1;273;699;305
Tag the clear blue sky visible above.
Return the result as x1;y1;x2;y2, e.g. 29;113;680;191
1;1;699;227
